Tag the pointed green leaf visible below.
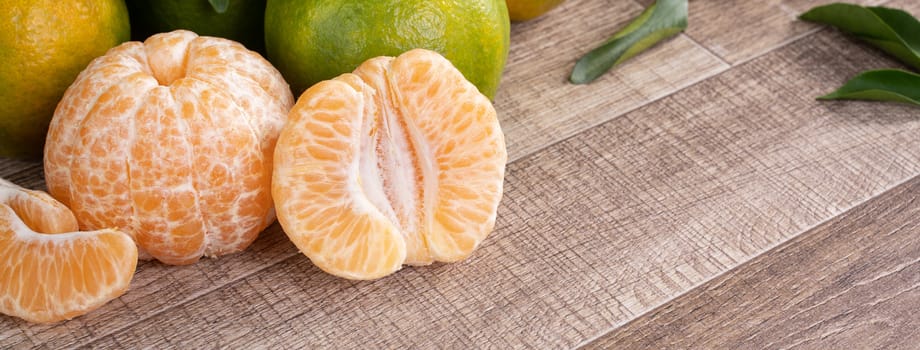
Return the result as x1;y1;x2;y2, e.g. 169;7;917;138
800;3;920;70
570;0;688;84
819;69;920;106
208;0;230;14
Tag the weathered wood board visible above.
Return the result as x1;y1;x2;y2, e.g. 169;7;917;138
2;0;919;348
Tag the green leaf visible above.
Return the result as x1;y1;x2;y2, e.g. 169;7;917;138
819;69;920;106
800;3;920;70
208;0;230;14
570;0;688;84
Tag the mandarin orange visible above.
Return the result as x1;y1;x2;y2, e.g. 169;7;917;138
0;179;137;323
0;0;130;158
43;30;294;265
273;49;507;280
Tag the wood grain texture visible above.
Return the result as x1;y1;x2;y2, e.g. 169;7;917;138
4;1;920;347
73;30;920;348
586;175;920;349
0;1;727;348
0;219;300;349
497;0;727;161
634;0;889;64
0;158;44;190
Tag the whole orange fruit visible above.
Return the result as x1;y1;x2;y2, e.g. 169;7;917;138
273;49;507;280
44;30;294;265
506;0;566;21
0;179;137;324
0;0;130;158
264;0;509;99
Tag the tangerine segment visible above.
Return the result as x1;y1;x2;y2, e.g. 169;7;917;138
172;78;270;258
44;30;293;264
0;180;137;324
273;49;506;280
367;49;507;262
273;80;407;279
128;86;207;265
44;42;153;212
67;72;158;260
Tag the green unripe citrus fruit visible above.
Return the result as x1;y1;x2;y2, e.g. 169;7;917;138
264;0;510;99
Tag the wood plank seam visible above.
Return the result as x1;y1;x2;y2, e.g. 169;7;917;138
725;26;825;68
72;254;290;347
582;172;920;349
681;33;731;68
509;33;730;163
574;172;920;349
625;0;731;67
706;0;894;68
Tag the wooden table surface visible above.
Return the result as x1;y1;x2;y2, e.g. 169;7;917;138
3;0;919;348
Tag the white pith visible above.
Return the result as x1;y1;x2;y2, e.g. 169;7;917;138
353;67;437;261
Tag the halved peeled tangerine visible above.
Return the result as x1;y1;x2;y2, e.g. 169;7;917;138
0;179;137;323
273;49;507;280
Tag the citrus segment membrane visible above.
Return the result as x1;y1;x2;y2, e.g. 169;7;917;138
273;49;506;280
0;179;137;324
44;30;293;265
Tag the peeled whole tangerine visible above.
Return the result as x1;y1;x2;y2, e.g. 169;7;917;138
0;179;137;324
43;30;294;265
273;49;507;280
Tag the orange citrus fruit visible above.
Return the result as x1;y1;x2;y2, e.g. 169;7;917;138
0;179;137;324
264;0;510;99
43;30;294;265
506;0;566;21
273;49;507;280
0;0;130;158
